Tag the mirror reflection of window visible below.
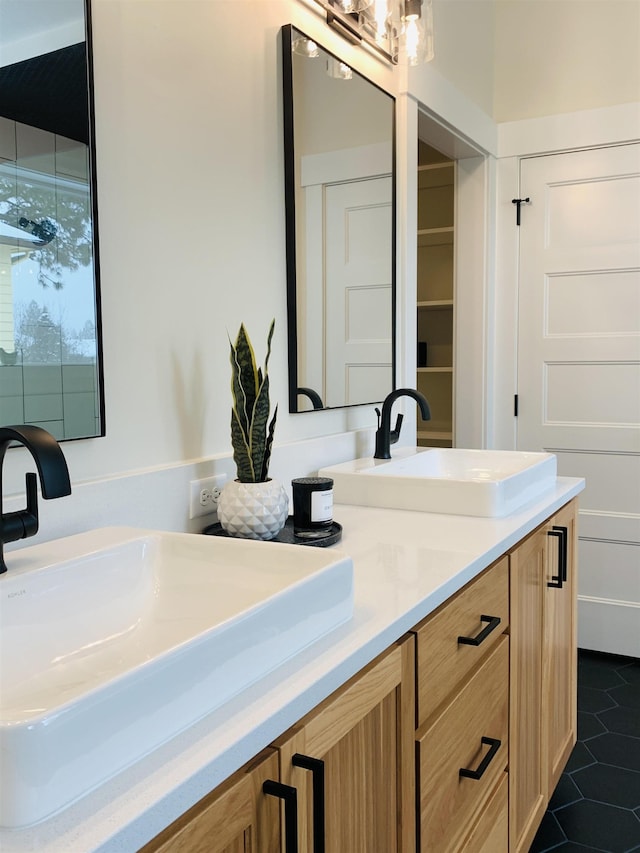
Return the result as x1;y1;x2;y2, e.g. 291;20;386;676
283;25;396;413
0;0;103;440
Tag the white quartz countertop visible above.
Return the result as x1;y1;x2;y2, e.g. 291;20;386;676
1;477;584;853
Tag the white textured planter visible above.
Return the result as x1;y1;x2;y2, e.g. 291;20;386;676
217;479;289;540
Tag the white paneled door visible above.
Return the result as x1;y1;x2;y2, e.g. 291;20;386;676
517;143;640;656
324;177;393;408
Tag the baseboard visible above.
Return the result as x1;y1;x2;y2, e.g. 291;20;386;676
577;595;640;658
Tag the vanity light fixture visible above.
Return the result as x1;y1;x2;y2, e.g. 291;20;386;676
311;0;434;65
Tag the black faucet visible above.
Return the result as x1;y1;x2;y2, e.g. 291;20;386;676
0;425;71;574
297;386;324;410
374;389;431;460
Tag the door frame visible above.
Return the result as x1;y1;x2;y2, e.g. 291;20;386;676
413;107;489;450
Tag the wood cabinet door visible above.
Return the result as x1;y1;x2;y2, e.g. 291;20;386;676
139;749;280;853
543;499;578;795
273;636;415;853
509;525;547;853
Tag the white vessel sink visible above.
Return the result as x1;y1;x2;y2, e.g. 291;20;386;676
0;527;354;828
320;447;557;517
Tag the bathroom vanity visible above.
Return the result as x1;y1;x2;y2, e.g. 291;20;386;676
0;477;583;853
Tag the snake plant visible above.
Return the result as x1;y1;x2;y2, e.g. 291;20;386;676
229;319;278;483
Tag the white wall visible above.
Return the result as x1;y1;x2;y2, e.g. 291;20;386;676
4;0;400;506
429;0;495;118
0;0;405;551
494;0;640;121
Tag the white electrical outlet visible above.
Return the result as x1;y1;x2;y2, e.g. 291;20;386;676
189;474;227;519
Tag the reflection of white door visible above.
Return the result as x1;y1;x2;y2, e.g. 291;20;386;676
324;176;393;407
516;143;640;656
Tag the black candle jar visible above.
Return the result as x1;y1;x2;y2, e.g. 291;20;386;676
292;477;334;539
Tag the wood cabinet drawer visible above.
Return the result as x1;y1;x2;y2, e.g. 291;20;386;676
417;635;509;853
414;556;509;725
461;773;508;853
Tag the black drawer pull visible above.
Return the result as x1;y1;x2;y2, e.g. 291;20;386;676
459;736;502;780
292;754;325;853
263;780;298;853
458;615;501;646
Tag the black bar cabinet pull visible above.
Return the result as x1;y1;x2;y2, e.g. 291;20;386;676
457;615;501;646
553;525;568;583
459;736;502;780
292;754;325;853
547;528;565;588
263;780;298;853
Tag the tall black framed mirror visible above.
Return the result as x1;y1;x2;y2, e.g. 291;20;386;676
0;0;104;440
282;24;396;413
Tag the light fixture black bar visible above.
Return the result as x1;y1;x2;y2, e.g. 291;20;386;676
326;9;362;44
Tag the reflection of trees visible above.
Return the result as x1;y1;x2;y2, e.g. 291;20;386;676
14;300;95;363
0;168;92;290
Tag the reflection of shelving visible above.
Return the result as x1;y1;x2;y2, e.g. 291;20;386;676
417;142;455;447
417;428;452;443
417;300;453;308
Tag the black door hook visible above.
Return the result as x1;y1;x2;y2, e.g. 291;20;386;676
512;197;531;226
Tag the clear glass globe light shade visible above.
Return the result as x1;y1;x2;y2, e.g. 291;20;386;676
292;36;319;58
326;57;354;79
359;0;392;40
390;0;434;65
335;0;373;13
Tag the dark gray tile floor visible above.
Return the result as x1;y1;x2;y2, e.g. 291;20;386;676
529;649;640;853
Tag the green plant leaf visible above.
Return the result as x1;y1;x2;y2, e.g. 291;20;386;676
237;323;259;395
229;324;258;440
229;343;249;440
249;374;271;480
261;404;278;482
231;407;255;482
264;319;275;371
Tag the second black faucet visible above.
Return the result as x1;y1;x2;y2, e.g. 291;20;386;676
374;389;431;460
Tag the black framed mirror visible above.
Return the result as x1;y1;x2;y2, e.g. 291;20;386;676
282;24;396;413
0;0;104;440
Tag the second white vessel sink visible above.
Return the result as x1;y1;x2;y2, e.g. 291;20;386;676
0;527;354;828
320;447;557;517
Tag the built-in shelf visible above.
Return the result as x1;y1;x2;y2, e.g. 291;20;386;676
417;162;455;187
417;300;454;310
417;141;455;449
417;162;452;171
417;227;454;246
417;428;453;441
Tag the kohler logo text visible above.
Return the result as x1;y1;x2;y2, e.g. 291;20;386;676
7;588;27;599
